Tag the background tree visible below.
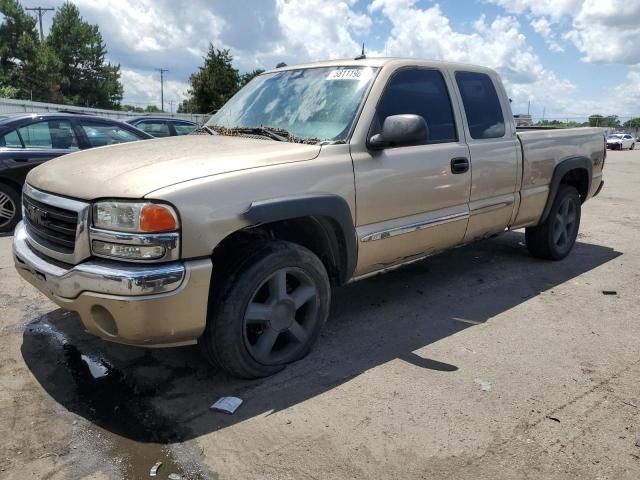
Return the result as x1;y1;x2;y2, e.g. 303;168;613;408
47;2;122;108
588;114;620;128
623;118;640;128
0;0;39;98
179;44;239;113
239;68;264;88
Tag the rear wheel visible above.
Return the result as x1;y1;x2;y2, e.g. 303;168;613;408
199;241;331;378
0;183;20;233
525;185;581;260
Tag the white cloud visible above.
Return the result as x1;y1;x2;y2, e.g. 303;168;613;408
530;17;564;53
366;1;576;115
488;0;640;64
120;69;190;110
275;0;371;60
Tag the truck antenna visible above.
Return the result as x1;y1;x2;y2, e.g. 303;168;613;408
355;43;366;60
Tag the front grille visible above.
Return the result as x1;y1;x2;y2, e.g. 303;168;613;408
23;194;78;254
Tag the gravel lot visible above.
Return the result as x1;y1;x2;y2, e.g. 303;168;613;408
1;149;639;479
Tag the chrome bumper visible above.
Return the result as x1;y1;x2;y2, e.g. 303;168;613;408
13;222;185;298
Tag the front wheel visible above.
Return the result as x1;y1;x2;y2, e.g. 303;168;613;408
525;185;581;260
0;183;21;233
199;241;331;378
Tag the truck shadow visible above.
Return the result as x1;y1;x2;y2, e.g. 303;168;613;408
21;231;621;443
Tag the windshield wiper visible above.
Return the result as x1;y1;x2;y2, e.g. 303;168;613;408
208;125;290;142
192;125;215;135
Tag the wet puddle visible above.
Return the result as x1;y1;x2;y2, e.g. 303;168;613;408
22;314;212;479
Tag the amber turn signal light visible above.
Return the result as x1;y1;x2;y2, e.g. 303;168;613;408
140;204;177;232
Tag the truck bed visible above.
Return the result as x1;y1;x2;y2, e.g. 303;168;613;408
513;127;605;227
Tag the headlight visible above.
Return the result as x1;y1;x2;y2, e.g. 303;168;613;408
93;201;178;233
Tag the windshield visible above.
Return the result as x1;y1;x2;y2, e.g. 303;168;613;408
608;134;624;139
206;66;378;143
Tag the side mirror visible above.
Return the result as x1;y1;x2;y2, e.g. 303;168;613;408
369;114;429;150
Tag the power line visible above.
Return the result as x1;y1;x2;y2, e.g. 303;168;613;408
25;6;54;41
155;68;169;112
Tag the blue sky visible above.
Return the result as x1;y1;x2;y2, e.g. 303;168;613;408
25;0;640;120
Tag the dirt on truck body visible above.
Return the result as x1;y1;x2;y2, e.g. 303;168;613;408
13;57;605;378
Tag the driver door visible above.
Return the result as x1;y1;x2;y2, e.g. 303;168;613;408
351;67;471;276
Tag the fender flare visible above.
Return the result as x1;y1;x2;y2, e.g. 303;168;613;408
539;156;592;224
243;195;357;282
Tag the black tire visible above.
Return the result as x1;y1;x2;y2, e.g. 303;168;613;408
525;185;581;260
199;241;331;378
0;183;21;233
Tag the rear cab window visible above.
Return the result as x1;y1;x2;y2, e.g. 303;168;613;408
455;71;505;139
374;68;458;144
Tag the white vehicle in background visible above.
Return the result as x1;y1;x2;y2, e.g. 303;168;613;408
606;133;635;150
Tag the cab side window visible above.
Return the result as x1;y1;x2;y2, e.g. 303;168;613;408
374;68;458;144
455;71;505;139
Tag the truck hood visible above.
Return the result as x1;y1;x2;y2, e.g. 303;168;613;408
27;134;321;200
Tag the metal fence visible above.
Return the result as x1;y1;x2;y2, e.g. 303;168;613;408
0;98;209;124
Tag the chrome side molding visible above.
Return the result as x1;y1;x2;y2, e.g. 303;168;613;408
360;212;469;242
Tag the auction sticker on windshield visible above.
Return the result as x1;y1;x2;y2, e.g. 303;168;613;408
326;69;367;80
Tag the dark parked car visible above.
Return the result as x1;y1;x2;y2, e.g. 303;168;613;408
126;116;197;137
0;112;153;232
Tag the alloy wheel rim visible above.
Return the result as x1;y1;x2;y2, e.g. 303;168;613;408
552;196;577;249
243;267;320;365
0;192;16;228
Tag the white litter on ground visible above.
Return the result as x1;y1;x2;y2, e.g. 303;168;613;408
210;396;243;414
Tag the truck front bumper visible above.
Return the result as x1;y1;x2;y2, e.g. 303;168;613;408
13;222;212;347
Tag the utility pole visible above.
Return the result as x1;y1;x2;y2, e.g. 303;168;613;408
26;6;54;42
156;68;169;112
168;100;175;114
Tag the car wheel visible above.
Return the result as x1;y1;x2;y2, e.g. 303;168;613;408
0;183;21;233
525;185;581;260
631;143;635;150
199;240;331;378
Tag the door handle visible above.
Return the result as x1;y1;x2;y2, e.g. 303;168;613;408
12;158;28;162
451;157;469;174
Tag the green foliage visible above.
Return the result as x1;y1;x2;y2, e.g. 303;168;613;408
239;69;265;88
179;46;265;113
121;104;144;113
0;1;122;107
179;45;239;113
144;104;161;113
535;119;588;128
623;117;640;128
0;0;39;98
588;114;620;128
47;2;122;108
0;84;17;97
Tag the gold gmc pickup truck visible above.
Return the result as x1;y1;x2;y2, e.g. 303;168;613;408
13;58;605;378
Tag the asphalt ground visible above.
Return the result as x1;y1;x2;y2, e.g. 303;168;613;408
0;148;638;479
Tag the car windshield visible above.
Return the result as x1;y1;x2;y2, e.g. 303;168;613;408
206;66;378;143
608;134;624;139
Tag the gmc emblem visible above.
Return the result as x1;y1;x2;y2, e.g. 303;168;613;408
26;204;48;226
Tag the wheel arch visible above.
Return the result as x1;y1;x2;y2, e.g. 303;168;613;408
212;195;357;286
539;156;591;224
